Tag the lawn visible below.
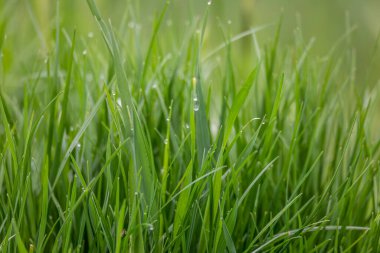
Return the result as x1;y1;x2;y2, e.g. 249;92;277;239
0;0;379;252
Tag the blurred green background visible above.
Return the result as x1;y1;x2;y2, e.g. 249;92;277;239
1;0;379;83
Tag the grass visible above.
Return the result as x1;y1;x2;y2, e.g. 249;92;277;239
0;0;380;252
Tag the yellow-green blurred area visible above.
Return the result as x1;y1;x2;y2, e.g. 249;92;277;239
2;0;380;69
1;0;380;125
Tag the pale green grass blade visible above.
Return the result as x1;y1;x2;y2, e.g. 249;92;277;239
51;94;105;191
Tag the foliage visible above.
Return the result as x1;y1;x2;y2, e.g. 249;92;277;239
0;0;379;252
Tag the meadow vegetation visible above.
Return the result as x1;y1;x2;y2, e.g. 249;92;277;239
0;0;379;252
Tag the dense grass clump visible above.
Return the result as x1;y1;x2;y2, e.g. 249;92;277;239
0;0;379;252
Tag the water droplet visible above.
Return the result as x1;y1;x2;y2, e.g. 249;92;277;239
111;89;116;96
117;98;122;107
193;97;199;111
82;187;86;192
77;143;81;149
185;123;190;129
134;191;138;196
227;20;232;25
164;138;169;145
82;50;87;56
149;224;154;231
88;32;94;38
166;117;170;122
121;229;126;237
192;77;197;87
207;0;212;5
152;83;158;89
128;22;135;29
